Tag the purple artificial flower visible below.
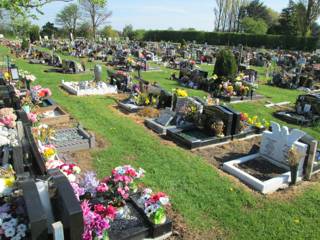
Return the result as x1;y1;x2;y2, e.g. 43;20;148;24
81;171;100;195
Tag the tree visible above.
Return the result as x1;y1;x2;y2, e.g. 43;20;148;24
239;0;273;26
76;22;92;38
241;17;268;34
0;0;73;16
214;0;248;32
41;22;58;38
101;25;118;39
123;24;134;39
55;3;81;36
214;49;238;81
29;25;40;42
293;0;320;37
275;0;298;35
10;14;32;38
80;0;112;39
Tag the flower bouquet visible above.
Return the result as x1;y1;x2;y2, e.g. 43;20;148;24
139;189;170;225
96;165;144;208
59;163;81;182
31;85;52;104
32;124;55;144
81;200;116;240
0;108;17;129
0;165;15;197
0;195;29;239
19;70;36;90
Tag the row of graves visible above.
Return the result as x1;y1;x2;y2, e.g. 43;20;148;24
269;51;320;92
115;80;320;195
171;57;261;103
0;62;173;239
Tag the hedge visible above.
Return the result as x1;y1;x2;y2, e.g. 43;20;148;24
141;30;318;51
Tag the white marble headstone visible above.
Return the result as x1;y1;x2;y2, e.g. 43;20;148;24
260;122;307;168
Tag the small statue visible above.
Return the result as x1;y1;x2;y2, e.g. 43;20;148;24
212;120;225;137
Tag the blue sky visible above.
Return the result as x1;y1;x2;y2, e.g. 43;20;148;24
34;0;289;31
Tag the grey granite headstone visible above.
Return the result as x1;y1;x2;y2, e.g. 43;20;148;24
155;109;175;126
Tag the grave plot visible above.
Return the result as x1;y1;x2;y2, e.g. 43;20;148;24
108;195;172;240
61;80;118;96
39;106;70;126
167;105;234;149
118;82;172;114
222;122;309;194
274;93;320;126
49;125;95;153
35;98;57;112
61;64;118;96
145;97;201;135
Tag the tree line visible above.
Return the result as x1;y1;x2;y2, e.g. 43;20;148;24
214;0;320;37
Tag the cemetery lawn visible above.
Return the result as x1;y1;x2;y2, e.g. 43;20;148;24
2;45;320;239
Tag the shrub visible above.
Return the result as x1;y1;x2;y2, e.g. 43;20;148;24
214;49;238;81
141;30;318;51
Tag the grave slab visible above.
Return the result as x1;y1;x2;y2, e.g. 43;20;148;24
223;122;308;194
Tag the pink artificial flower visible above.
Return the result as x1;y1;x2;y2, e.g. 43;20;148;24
106;205;117;220
27;112;38;123
94;204;107;216
96;183;108;193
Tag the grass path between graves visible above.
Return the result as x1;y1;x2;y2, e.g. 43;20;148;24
2;45;320;239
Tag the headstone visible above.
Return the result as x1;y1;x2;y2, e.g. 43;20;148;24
155;109;175;126
94;64;102;82
260;122;307;167
175;97;188;113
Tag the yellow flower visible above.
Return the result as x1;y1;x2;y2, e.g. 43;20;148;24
227;86;234;93
43;148;55;159
145;98;150;105
4;176;15;187
176;89;188;97
4;72;11;80
252;116;258;122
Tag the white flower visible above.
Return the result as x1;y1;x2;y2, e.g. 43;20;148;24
73;166;81;174
143;188;152;195
8;218;18;227
0;213;11;220
17;224;27;233
67;174;76;182
16;229;26;237
2;221;12;229
159;197;170;206
11;234;22;240
4;226;15;237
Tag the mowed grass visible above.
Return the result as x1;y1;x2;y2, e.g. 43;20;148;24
2;45;320;239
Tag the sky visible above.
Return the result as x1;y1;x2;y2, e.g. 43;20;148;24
33;0;289;31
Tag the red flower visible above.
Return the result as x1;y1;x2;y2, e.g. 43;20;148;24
96;183;109;193
94;204;107;216
106;205;117;220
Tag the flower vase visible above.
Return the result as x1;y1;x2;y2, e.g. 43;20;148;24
290;165;298;185
22;105;30;114
151;210;167;225
26;80;31;90
116;205;128;219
